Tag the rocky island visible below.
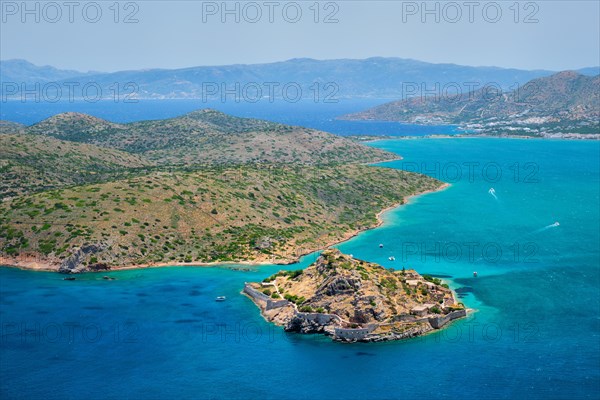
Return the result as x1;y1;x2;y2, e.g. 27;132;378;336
244;249;467;342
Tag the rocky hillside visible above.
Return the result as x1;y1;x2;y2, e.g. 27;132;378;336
0;109;443;272
0;165;441;272
266;249;457;323
342;72;600;136
0;121;26;134
0;134;152;198
27;112;123;137
24;109;396;165
245;249;466;342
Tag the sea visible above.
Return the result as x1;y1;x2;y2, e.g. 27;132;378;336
1;99;599;399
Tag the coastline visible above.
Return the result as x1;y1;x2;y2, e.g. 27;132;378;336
361;133;600;143
242;248;468;343
0;182;450;274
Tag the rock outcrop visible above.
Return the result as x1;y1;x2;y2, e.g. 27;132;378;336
59;243;107;274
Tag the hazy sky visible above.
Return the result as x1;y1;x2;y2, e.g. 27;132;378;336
1;1;599;72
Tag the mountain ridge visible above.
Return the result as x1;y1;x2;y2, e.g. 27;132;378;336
341;71;600;136
2;58;598;100
17;108;396;166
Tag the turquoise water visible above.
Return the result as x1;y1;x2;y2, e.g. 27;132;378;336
1;138;599;399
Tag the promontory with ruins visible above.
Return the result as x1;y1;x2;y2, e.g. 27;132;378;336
244;249;467;342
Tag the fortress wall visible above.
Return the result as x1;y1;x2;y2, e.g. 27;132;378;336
266;299;290;310
244;284;291;310
428;309;467;329
334;325;376;341
295;312;337;325
243;284;272;303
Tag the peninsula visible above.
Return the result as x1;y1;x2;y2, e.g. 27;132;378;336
0;110;443;273
341;71;600;138
244;249;467;342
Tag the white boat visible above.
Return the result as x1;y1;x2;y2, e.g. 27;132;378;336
388;256;395;261
215;296;227;302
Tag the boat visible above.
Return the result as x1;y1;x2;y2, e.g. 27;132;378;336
473;271;478;277
63;277;76;281
388;256;395;261
215;296;227;302
379;244;384;248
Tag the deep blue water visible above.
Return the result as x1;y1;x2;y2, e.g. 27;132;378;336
0;99;461;137
0;104;599;399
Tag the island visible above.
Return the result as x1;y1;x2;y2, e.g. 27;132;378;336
244;249;467;342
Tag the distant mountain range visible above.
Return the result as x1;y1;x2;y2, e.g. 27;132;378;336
342;71;600;137
0;59;97;84
1;58;598;100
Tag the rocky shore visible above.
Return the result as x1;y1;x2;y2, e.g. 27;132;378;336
244;249;467;343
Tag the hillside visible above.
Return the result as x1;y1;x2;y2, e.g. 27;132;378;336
0;165;442;272
0;134;152;198
27;112;123;137
245;249;466;342
343;72;600;136
24;109;396;165
0;109;444;272
3;58;598;100
0;121;26;134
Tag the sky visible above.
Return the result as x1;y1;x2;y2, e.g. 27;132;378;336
1;0;599;72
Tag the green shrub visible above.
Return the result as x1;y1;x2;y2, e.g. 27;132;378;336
423;275;442;285
287;269;303;279
283;294;306;305
38;240;56;255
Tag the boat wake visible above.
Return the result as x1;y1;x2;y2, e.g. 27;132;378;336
532;222;560;234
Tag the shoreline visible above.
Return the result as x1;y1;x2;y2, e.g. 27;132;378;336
242;249;468;343
360;133;600;143
0;182;450;274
